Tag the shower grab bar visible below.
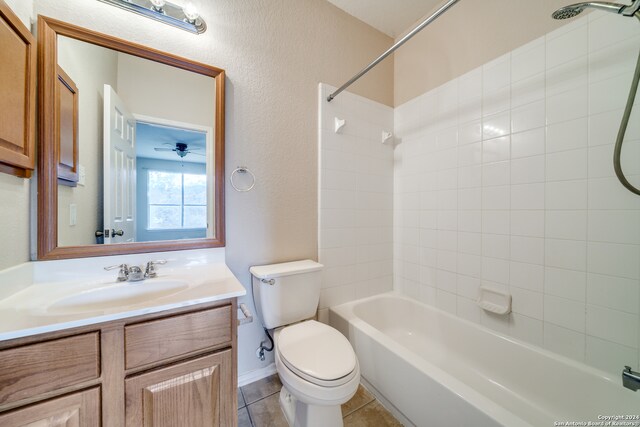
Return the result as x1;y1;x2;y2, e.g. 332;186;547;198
327;0;462;102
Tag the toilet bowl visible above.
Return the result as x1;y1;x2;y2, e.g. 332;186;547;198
249;260;361;427
274;320;360;427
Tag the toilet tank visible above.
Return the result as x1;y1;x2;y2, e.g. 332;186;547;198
250;260;323;329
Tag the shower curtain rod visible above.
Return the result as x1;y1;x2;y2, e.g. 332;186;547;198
327;0;461;102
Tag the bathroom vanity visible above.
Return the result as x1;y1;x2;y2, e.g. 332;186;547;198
0;251;245;427
0;300;236;426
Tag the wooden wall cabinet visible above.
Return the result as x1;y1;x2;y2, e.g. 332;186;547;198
0;0;36;178
0;299;238;427
56;65;79;186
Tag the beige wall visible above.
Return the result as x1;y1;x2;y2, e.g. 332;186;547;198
0;0;33;271
394;0;575;105
57;37;119;247
117;54;216;128
32;0;393;375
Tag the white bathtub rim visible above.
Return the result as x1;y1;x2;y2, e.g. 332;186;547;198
332;291;623;385
329;292;638;426
331;295;531;427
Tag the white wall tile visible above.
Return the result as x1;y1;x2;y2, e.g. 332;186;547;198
510;236;544;265
586;304;638;347
483;53;511;93
511;183;545;210
545;210;587;241
482;186;510;210
482;234;510;259
511;287;543;319
587;273;639;314
545;149;588;182
512;100;545;133
391;17;640;374
546;88;588;126
545;180;588;210
588;210;640;244
511;210;545;238
586;336;638;376
510;261;544;292
545;239;587;271
511;37;545;82
587;242;640;280
511;156;545;185
482;136;510;163
546;22;587;69
544;295;586;333
545;267;586;302
544;323;586;361
482;161;510;187
546;117;588;154
547;56;589;99
511;128;545;159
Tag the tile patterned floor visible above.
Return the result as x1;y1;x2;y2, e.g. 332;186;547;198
238;374;403;427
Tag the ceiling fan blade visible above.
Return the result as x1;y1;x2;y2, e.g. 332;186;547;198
187;152;205;156
154;148;174;151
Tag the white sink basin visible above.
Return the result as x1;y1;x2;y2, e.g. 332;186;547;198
47;280;190;314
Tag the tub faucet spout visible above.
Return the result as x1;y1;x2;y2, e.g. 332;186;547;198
623;366;640;391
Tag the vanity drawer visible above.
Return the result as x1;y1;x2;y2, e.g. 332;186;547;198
124;305;232;370
0;332;100;405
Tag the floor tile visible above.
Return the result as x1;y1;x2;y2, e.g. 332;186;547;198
241;374;282;405
343;401;403;427
238;388;246;409
238;407;252;427
341;385;375;417
247;393;288;427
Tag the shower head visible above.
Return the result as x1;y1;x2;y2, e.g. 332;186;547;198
551;1;639;19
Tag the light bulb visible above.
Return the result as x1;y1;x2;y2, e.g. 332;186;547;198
184;2;199;23
150;0;166;11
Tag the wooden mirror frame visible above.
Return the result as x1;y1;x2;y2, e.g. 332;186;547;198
37;16;225;260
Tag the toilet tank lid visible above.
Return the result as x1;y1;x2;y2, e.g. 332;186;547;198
250;260;323;279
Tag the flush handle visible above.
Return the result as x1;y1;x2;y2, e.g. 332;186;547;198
260;278;275;286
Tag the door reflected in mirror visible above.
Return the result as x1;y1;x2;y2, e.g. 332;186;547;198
55;35;216;246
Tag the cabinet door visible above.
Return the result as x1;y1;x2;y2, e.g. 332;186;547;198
125;350;234;427
0;387;100;427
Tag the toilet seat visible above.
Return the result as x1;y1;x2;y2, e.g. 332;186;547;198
276;320;357;387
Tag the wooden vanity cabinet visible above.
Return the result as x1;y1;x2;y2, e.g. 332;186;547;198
0;299;238;427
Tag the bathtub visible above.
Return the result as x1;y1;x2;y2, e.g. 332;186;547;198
329;293;640;427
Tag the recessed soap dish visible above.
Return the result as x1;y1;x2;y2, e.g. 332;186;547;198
477;286;512;315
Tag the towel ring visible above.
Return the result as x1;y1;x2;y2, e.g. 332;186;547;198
230;166;256;192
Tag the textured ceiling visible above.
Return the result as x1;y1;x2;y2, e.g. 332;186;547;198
326;0;443;37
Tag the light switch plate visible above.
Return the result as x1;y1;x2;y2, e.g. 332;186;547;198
78;165;86;186
69;204;77;226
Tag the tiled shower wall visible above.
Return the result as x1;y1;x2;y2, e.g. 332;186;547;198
394;12;640;375
318;84;394;322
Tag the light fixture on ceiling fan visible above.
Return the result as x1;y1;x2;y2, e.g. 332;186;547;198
154;142;204;158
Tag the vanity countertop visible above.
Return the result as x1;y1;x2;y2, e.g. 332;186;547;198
0;256;246;342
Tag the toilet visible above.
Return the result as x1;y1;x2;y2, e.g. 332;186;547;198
250;260;360;427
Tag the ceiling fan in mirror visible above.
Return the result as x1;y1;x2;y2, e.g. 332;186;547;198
154;142;204;158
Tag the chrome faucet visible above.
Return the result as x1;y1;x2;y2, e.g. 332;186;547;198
623;366;640;391
145;260;167;278
104;260;167;282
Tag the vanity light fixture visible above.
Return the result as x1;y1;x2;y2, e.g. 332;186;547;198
97;0;207;34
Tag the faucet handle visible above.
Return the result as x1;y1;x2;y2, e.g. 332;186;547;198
104;264;129;282
145;260;167;278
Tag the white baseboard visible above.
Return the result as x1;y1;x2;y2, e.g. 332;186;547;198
238;363;277;387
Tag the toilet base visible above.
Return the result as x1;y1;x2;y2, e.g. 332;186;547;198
279;386;343;427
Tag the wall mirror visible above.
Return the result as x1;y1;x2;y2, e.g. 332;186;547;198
38;16;225;260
